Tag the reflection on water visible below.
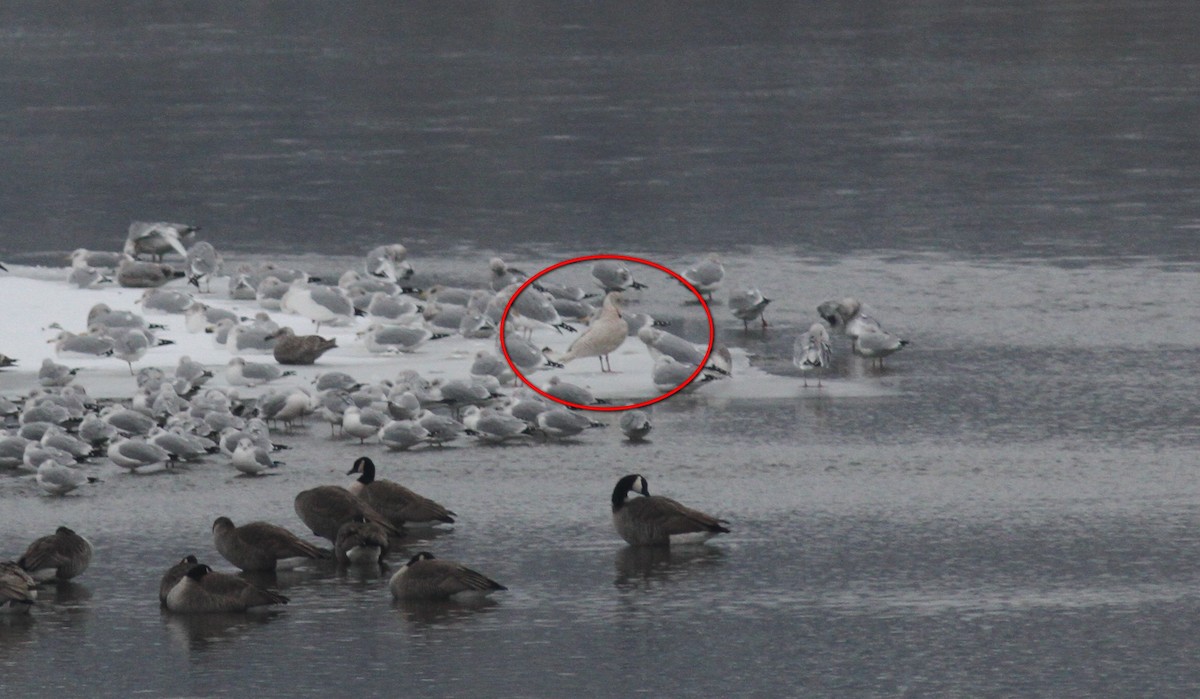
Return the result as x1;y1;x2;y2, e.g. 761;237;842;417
162;610;282;651
45;580;92;608
613;545;727;590
392;597;501;626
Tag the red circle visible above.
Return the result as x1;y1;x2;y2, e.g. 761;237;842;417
499;254;715;411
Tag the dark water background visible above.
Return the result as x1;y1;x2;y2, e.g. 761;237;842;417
3;2;1200;697
2;1;1199;261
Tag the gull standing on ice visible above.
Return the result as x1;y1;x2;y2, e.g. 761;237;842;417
591;260;647;292
793;322;832;387
682;253;724;301
124;221;197;261
729;288;771;331
185;241;221;291
282;282;358;332
554;292;627;372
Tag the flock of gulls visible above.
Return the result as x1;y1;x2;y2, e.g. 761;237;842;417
0;221;908;614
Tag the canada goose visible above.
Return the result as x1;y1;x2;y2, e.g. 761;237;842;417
0;561;37;613
294;485;404;544
611;474;730;546
389;552;506;600
346;456;455;528
334;516;390;566
17;526;93;582
211;516;330;572
159;554;199;604
164;563;289;613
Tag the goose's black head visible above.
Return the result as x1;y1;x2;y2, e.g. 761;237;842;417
612;474;649;510
348;456;376;481
184;564;212;581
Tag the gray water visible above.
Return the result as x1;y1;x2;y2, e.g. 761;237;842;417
4;2;1200;697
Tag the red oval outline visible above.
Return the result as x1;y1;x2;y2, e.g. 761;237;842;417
499;254;715;411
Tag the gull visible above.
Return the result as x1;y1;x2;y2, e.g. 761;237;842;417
342;405;386;444
37;461;99;496
816;297;886;338
231;438;282;475
619;409;652;441
124;221;198;260
462;405;533;442
39;358;78;387
107;437;174;472
637;326;726;375
271;327;337;365
254;275;291;310
184;303;240;333
544;376;604;407
175;355;213;388
282;282;358;332
185;241;221;291
68;265;110;289
149;427;217;462
470;350;515;384
535;407;603;439
360;323;444;354
70;248;123;269
139;288;194;314
554;291;627;372
503;331;563;377
116;256;185;288
100;406;156;437
378;419;430;451
489;257;527;292
0;354;16;369
366;244;414;281
0;434;30;469
682;253;724;300
51;330;114;358
107;326;173;375
729;288;771;331
503;283;577;338
385;389;422;420
592;260;648;292
40;425;96;460
416;411;466;446
365;292;421;324
226;322;278;355
225;357;295;387
651;355;715;393
852;327;909;368
793;322;832;387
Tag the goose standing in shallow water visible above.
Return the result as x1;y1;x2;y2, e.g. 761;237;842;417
389;552;507;600
611;474;730;546
346;456;455;529
0;561;37;613
164;563;289;613
17;526;93;582
335;516;390;566
294;485;404;544
211;516;330;572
